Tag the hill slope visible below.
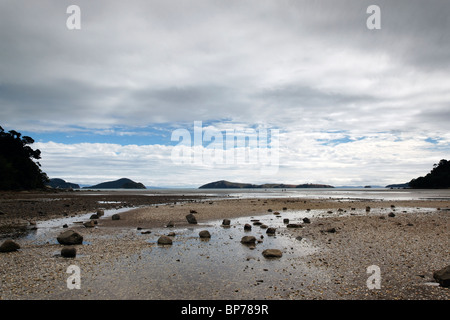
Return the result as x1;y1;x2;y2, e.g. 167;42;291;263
84;178;146;189
199;180;334;189
409;159;450;189
46;178;80;189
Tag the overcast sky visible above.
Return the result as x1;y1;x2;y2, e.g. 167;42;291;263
1;0;449;187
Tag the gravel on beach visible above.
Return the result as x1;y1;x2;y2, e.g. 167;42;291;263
0;191;449;300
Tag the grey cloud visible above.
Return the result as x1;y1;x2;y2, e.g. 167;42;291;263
0;0;449;134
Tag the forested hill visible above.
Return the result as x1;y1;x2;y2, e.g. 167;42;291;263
409;159;450;189
199;180;334;189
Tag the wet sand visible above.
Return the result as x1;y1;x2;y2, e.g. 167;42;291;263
0;191;449;300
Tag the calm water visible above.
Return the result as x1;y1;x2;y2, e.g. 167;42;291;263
80;187;450;201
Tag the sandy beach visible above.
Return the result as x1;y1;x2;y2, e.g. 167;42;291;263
0;190;449;300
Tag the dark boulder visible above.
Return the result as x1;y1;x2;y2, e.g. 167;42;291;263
433;265;450;287
241;236;256;244
157;235;173;245
0;239;20;253
199;230;211;238
262;249;283;258
186;213;197;224
61;246;77;258
57;230;83;245
112;214;121;220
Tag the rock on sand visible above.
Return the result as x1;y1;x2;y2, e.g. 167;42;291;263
241;236;256;244
157;235;173;245
186;213;197;224
61;247;77;258
262;249;283;258
57;230;83;245
0;239;20;253
433;265;450;287
199;230;211;238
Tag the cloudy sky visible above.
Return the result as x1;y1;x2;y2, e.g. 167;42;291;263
1;0;449;187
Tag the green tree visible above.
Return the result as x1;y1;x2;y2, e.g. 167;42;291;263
0;125;49;190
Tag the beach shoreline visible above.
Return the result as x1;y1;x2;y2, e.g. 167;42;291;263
0;191;449;300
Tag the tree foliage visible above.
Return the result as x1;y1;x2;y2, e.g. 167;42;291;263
0;125;49;190
409;159;450;189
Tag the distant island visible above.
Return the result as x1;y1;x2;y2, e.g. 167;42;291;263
199;180;334;189
385;183;410;189
83;178;146;189
46;178;80;189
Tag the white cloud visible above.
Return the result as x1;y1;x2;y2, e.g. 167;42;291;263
2;1;449;186
34;128;445;187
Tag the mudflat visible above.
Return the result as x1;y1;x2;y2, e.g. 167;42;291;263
0;190;449;300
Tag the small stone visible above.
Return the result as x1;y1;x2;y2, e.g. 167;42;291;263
90;214;99;220
157;235;173;245
112;214;120;220
57;230;83;245
433;265;450;287
266;227;276;235
244;224;252;231
190;209;197;214
0;239;20;252
241;236;256;244
260;224;268;229
222;219;231;226
287;224;302;228
303;217;311;224
96;209;105;216
366;206;371;212
62;224;68;228
295;236;303;241
326;227;336;233
186;213;197;224
83;220;95;228
262;249;283;258
61;247;76;258
199;230;211;238
166;221;175;228
283;218;289;224
388;212;396;218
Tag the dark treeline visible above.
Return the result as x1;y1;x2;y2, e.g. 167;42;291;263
0;125;48;190
409;159;450;189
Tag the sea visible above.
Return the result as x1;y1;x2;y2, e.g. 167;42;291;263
78;187;450;202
